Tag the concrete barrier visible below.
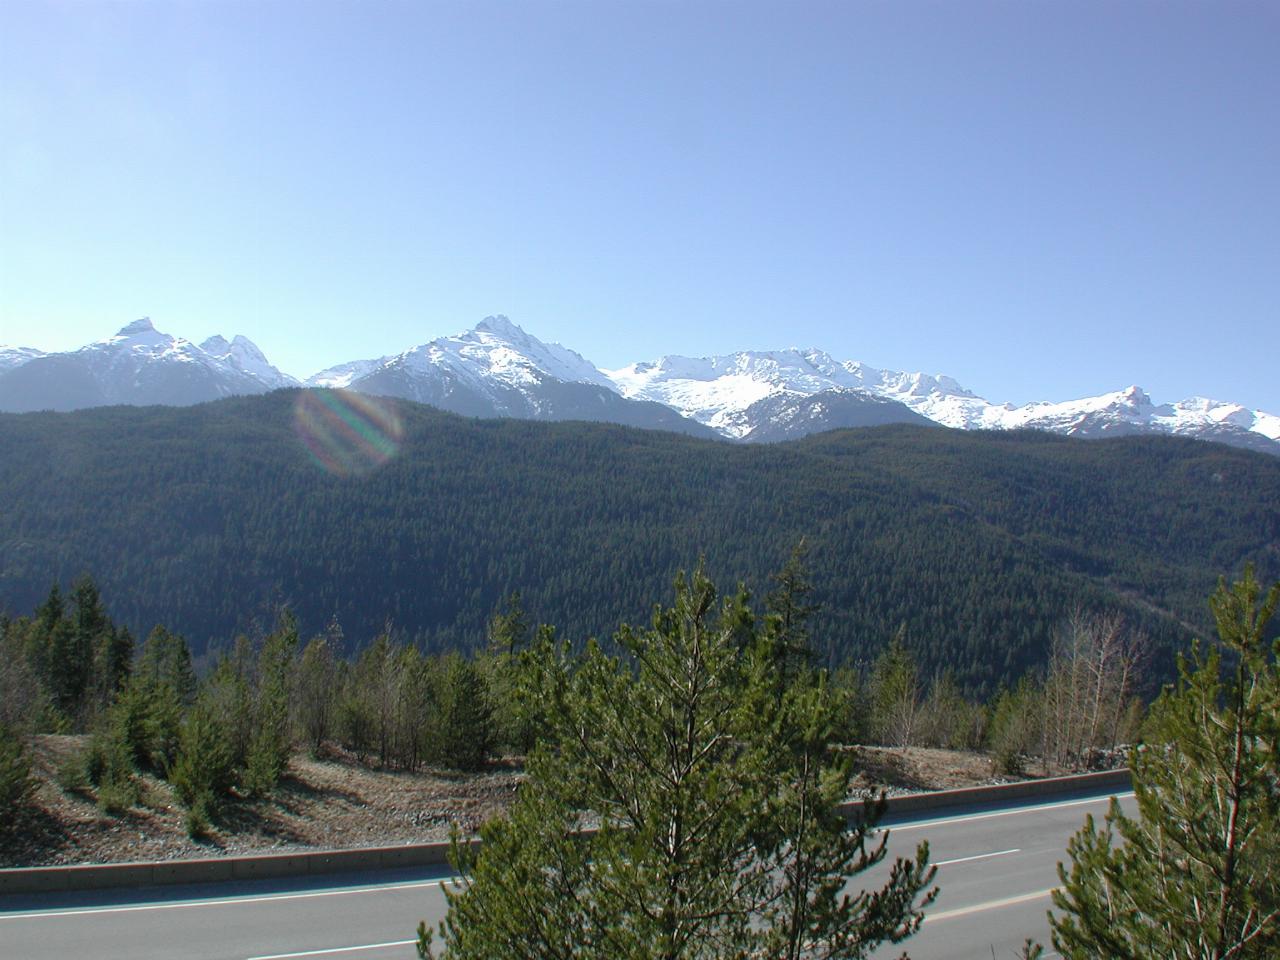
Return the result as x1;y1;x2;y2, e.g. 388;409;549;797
151;858;233;887
0;769;1131;897
872;767;1132;820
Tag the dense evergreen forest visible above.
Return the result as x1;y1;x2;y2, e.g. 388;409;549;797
0;561;1171;836
1;388;1277;695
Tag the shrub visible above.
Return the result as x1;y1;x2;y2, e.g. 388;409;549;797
169;703;236;816
96;775;139;815
55;750;89;794
0;723;35;828
82;733;111;786
108;682;151;769
80;725;141;816
243;725;289;798
184;800;212;840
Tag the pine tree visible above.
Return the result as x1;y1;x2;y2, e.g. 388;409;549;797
481;593;536;754
204;636;256;769
343;629;401;766
65;575;115;720
1046;569;1280;959
35;583;63;633
137;625;198;707
764;540;819;687
488;592;530;658
869;627;920;748
426;653;492;773
0;617;53;732
918;671;983;751
93;625;134;711
421;569;935;959
297;632;338;757
393;645;434;770
169;698;238;834
0;722;35;830
244;612;298;796
46;616;92;721
986;676;1043;776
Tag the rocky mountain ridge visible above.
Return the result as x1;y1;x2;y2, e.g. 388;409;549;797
0;318;296;412
3;315;1276;454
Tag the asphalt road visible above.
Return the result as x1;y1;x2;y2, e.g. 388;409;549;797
0;789;1134;960
870;790;1136;960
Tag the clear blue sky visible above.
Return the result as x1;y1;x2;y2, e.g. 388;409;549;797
2;1;1277;411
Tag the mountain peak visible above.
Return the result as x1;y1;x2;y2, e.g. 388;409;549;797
116;317;157;337
475;315;524;338
200;334;231;355
0;318;299;412
3;316;1275;454
1112;385;1154;410
229;335;269;361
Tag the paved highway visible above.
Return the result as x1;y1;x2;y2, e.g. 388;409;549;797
870;790;1135;959
0;789;1134;960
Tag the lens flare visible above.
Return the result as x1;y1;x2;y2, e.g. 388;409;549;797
293;389;404;476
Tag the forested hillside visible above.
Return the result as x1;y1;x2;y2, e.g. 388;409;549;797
1;389;1277;694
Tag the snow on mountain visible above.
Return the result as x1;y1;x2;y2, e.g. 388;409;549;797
76;318;295;389
3;315;1276;454
0;346;45;374
604;348;984;439
403;314;615;393
739;388;935;443
0;318;297;412
929;385;1280;452
331;316;717;436
830;364;1002;431
200;334;298;389
607;349;868;438
308;357;388;389
987;385;1155;435
1156;397;1280;443
326;315;612;396
605;347;1279;453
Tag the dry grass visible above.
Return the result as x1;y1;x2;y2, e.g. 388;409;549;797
2;738;1026;868
1;736;520;868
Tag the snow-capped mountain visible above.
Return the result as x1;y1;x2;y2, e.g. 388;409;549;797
198;333;297;390
0;318;298;413
309;315;612;397
737;388;935;443
3;315;1276;455
605;348;1280;454
310;316;717;437
605;349;973;439
0;346;45;374
307;357;388;390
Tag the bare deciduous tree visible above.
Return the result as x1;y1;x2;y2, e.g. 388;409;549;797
1042;610;1147;770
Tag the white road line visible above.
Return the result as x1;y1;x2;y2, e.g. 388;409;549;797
934;847;1019;867
887;792;1134;833
1;795;1125;924
0;877;459;921
924;888;1054;923
246;939;416;960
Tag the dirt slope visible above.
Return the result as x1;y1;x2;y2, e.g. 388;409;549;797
1;737;1021;869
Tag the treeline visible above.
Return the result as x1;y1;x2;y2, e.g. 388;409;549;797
1;559;1149;838
2;392;1278;696
0;579;520;834
418;568;1280;959
841;608;1148;775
